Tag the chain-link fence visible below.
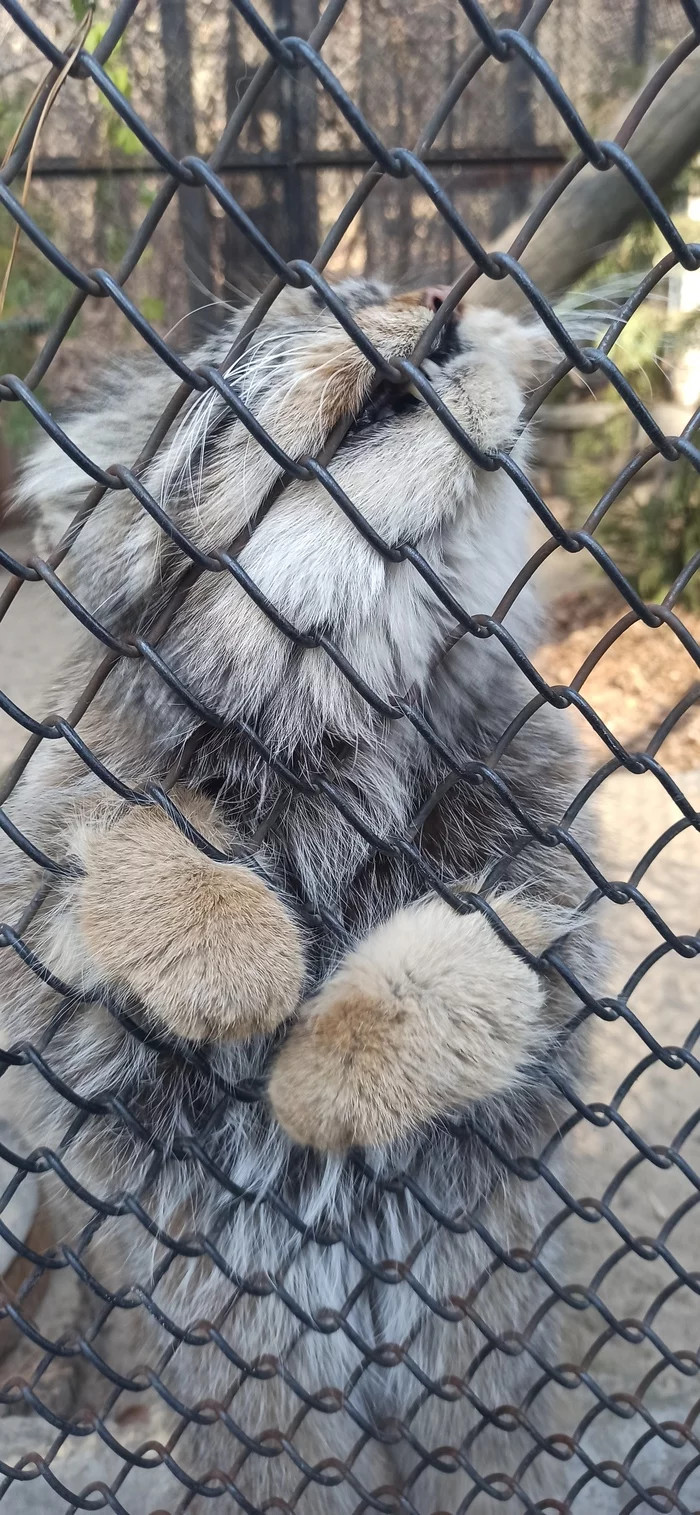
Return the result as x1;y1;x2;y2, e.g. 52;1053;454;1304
1;1;700;1511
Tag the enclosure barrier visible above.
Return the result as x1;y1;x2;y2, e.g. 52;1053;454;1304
1;0;700;1510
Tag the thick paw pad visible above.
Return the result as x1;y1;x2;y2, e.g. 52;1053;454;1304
268;986;413;1151
268;898;547;1151
74;803;304;1041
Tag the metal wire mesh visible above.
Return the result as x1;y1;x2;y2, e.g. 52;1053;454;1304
1;1;700;1511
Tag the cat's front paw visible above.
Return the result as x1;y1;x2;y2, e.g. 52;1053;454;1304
72;799;304;1042
268;980;415;1151
268;897;547;1151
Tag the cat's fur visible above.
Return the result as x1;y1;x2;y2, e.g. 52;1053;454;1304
0;278;601;1511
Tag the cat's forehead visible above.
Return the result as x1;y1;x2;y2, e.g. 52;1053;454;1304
317;277;393;312
263;276;394;327
254;279;529;364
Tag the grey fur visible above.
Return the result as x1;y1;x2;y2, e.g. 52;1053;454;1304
1;279;602;1511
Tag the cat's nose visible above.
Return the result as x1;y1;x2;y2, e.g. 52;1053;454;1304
422;285;456;313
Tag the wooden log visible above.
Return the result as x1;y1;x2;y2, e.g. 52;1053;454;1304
473;49;700;312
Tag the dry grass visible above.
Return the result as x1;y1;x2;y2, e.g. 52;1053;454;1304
536;585;700;772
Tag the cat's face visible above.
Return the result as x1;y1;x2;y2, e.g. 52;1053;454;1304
24;273;548;583
152;279;547;744
161;274;548;562
21;274;550;746
213;275;544;467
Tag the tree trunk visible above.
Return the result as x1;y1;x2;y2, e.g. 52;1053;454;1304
157;0;213;331
222;0;319;290
474;49;700;312
491;0;536;238
223;4;249;295
272;0;320;264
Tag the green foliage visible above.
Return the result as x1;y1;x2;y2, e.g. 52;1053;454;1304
562;399;700;610
0;96;68;449
566;412;634;520
84;20;144;159
595;461;700;608
81;17;147;292
562;166;700;609
0;8;149;453
140;296;165;325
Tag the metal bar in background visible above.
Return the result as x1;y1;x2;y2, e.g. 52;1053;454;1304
20;146;569;176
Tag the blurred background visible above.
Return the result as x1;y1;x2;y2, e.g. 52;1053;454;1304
0;3;697;378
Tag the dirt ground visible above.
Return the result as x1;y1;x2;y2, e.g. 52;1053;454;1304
538;582;700;772
0;522;699;1510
